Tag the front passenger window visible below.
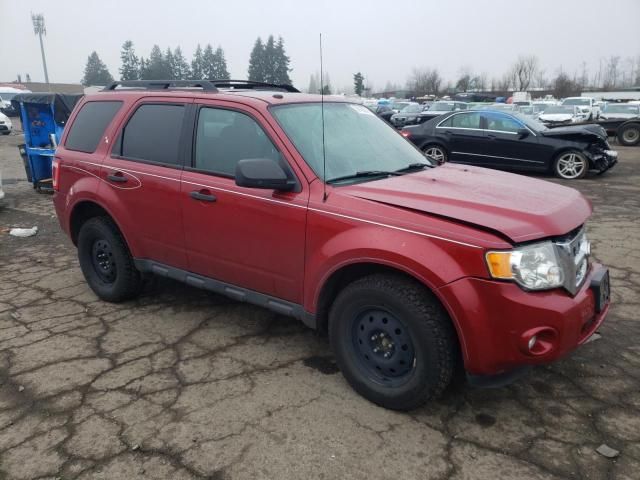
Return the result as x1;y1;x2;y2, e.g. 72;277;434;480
194;108;280;176
451;112;481;129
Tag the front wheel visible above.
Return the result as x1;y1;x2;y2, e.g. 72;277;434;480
423;144;447;163
77;216;142;302
553;151;589;180
329;274;456;410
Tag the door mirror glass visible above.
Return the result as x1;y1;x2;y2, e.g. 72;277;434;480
235;158;295;191
517;128;530;139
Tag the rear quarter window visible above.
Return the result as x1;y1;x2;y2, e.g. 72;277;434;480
65;101;122;153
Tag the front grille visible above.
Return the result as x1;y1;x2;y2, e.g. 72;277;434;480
553;227;590;295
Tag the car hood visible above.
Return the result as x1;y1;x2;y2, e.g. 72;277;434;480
541;124;608;141
540;113;573;121
339;164;591;243
600;113;638;120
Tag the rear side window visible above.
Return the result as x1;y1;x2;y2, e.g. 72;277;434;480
484;112;523;133
117;104;185;166
451;112;481;129
65;101;122;153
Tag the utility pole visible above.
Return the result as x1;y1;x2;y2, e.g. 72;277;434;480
31;13;50;87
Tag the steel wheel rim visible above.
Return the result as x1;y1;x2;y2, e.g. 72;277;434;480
351;308;416;387
623;129;639;143
425;147;445;163
557;153;586;179
91;239;117;283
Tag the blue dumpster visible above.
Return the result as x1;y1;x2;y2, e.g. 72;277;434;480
11;93;82;191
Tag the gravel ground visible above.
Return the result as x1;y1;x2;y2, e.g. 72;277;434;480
0;126;639;479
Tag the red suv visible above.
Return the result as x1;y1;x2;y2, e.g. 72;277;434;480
52;80;610;410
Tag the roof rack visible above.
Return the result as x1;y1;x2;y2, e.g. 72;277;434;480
209;79;300;93
102;80;219;92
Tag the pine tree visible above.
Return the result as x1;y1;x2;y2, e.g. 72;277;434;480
165;47;176;80
262;35;277;83
81;51;114;86
146;45;167;79
173;46;190;80
307;73;318;93
353;72;364;96
248;38;265;82
273;37;292;84
202;44;216;79
213;46;230;79
191;44;204;79
138;57;150;80
119;40;139;81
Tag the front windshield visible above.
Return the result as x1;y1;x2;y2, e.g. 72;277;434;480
400;104;422;113
430;102;455;111
392;102;409;110
544;105;575;114
520;106;534;114
605;104;639;114
563;98;590;106
271;103;430;182
0;92;18;101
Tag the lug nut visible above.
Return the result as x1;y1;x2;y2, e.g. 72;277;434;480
371;334;377;341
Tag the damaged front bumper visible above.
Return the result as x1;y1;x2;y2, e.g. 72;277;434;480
589;148;618;173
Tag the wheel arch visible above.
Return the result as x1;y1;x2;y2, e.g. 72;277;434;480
313;262;464;355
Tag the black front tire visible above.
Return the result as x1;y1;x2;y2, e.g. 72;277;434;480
617;123;640;146
329;274;456;410
77;216;142;302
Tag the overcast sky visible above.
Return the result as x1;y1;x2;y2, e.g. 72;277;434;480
2;0;639;91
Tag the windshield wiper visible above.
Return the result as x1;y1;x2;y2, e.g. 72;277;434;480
394;162;433;173
326;170;403;184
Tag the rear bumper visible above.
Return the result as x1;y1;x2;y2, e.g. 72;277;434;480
438;263;610;376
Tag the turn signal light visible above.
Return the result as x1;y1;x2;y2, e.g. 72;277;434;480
486;251;512;279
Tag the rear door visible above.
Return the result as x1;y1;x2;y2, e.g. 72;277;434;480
481;112;550;170
100;98;192;269
435;112;488;165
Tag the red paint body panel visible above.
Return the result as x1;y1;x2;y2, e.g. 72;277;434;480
53;89;610;378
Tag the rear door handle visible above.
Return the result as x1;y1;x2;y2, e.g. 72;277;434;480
107;172;128;183
189;189;217;202
486;134;497;140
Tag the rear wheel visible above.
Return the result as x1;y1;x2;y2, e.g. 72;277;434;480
553;150;589;180
329;274;456;410
422;144;447;163
617;123;640;146
77;217;142;302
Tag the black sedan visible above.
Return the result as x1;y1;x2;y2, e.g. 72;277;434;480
400;110;618;180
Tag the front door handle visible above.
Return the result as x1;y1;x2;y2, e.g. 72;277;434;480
486;134;497;140
107;172;128;183
189;189;217;202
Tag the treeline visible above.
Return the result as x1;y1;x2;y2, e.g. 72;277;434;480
81;35;292;86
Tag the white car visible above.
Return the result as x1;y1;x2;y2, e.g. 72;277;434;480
538;105;588;125
599;103;640;120
562;97;600;120
0;112;12;135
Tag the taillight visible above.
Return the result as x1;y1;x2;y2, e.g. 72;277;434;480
400;130;411;138
52;157;61;191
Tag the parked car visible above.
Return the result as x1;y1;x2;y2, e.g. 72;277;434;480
474;103;521;113
0;87;32;116
0;112;12;135
401;110;617;179
599;103;640;120
415;101;467;124
390;102;424;128
539;105;588;125
375;104;395;123
562;97;600;120
53;79;611;410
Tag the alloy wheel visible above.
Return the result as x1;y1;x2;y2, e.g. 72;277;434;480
556;152;587;179
424;146;446;163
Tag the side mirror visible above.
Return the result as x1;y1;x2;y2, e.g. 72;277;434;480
235;158;295;191
517;128;530;139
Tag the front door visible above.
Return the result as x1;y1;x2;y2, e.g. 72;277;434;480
180;103;308;303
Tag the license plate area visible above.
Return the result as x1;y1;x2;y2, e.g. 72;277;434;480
590;268;610;313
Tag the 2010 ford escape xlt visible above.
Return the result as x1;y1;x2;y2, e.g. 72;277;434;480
52;80;610;410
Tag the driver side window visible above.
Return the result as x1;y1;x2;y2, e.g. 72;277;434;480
194;107;280;177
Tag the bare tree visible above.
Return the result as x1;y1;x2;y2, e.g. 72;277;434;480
455;66;472;92
408;67;442;96
603;56;620;89
509;55;539;91
552;71;579;99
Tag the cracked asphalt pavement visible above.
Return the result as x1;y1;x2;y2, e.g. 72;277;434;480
1;127;639;479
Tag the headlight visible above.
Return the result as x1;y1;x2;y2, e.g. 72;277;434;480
486;241;564;290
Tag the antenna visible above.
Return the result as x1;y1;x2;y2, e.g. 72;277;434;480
320;33;328;202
